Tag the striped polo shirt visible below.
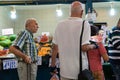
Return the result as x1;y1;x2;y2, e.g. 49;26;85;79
12;30;38;62
108;26;120;64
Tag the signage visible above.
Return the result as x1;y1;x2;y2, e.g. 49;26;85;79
3;59;17;70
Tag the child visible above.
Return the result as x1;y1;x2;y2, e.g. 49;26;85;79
88;25;109;80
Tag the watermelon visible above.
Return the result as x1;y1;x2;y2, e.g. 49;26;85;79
0;35;8;41
40;34;49;43
9;34;16;41
0;39;12;48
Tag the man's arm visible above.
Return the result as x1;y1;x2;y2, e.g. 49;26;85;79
9;46;31;63
51;43;58;67
82;44;96;52
81;21;98;52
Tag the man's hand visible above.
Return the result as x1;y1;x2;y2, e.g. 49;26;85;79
89;40;99;49
24;55;32;64
49;66;58;75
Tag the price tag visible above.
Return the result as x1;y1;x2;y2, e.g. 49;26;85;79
37;56;42;65
3;59;18;70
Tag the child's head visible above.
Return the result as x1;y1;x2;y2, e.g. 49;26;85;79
90;25;99;36
98;29;104;36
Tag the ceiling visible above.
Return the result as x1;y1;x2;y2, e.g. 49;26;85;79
0;0;120;10
0;0;120;5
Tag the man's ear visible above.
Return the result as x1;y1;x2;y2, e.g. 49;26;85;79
80;10;83;18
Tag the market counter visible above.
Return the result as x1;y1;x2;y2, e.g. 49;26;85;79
0;65;51;80
0;54;116;80
0;54;17;70
0;68;19;80
0;55;52;80
0;54;19;80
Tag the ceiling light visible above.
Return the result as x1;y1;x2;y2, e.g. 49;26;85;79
56;4;63;17
110;2;115;16
110;8;115;16
10;6;16;19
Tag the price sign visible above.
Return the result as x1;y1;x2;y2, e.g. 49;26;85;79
37;56;42;65
3;59;18;70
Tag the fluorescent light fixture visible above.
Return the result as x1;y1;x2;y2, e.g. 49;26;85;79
56;4;63;17
10;6;16;19
110;2;115;16
11;12;16;19
56;9;63;17
110;8;115;16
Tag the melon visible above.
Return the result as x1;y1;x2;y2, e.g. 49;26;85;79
0;35;8;41
9;34;16;41
0;39;12;48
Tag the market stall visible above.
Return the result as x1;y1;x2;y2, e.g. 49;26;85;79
0;54;19;80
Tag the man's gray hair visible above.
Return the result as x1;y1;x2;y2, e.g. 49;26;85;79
25;18;36;27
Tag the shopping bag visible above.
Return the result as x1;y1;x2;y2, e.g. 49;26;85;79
78;69;94;80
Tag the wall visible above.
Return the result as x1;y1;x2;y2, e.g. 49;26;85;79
0;6;13;35
94;7;120;29
12;5;70;37
0;3;120;37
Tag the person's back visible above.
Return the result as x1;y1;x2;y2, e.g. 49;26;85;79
51;1;98;80
54;17;90;79
51;1;93;80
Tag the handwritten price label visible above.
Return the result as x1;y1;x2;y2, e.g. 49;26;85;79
3;59;18;70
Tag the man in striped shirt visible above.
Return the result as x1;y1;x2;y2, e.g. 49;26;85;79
9;18;39;80
108;18;120;80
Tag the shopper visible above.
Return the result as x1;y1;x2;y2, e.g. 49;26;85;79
9;18;39;80
50;1;97;80
108;18;120;80
88;25;109;80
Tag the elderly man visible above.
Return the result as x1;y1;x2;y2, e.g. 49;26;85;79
9;18;39;80
50;1;96;80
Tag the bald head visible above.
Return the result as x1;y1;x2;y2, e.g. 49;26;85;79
70;1;83;17
25;18;39;33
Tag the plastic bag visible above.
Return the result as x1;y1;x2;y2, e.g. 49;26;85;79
50;74;59;80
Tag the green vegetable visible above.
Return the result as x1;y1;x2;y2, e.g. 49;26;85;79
0;39;12;48
0;35;8;41
9;34;16;41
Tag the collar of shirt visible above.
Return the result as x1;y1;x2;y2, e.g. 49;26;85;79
25;29;33;37
68;17;82;20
